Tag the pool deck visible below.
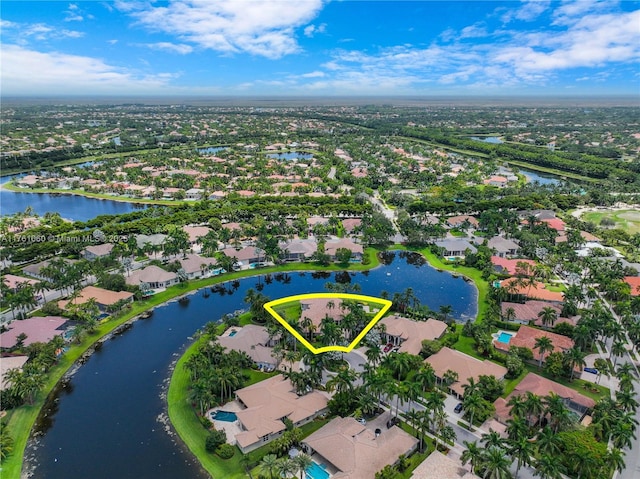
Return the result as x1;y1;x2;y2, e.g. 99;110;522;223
206;400;244;444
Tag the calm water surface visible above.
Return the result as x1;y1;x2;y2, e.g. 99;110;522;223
1;175;147;221
27;252;476;479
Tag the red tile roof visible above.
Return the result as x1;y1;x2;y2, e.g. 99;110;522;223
496;325;574;360
624;276;640;296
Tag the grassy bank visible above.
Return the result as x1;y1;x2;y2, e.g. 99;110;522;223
1;251;381;479
2;181;180;206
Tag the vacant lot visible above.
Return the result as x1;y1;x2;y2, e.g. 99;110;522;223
582;209;640;234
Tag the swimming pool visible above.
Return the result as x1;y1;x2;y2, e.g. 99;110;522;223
497;331;514;344
229;330;237;337
307;461;330;479
211;410;237;422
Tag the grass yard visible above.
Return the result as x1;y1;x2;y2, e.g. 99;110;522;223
581;209;640;234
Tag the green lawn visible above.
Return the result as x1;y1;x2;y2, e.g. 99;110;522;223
581;210;640;234
520;364;610;402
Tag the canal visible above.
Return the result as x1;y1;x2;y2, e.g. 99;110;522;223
26;251;477;479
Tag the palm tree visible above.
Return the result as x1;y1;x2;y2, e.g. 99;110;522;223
292;453;312;479
482;429;505;450
594;357;609;385
365;343;383;366
533;454;566;479
534;336;554;369
616;389;639;412
276;457;297;478
506;394;528;420
606;447;626;475
480;446;512;479
461;440;483;475
535;426;561;457
537;307;558;328
439;304;453;322
413;364;436;393
463;393;483;429
325;368;357;394
260;454;279;479
563;347;586;381
611;339;627;367
505;416;529;442
508;436;534;479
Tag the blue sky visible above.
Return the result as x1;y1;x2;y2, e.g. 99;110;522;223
1;0;639;96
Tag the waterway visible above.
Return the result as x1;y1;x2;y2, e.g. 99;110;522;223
26;251;476;479
0;175;147;221
517;167;563;186
266;152;314;161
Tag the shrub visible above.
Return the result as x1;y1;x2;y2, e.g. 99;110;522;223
41;301;62;315
216;444;235;459
205;429;227;453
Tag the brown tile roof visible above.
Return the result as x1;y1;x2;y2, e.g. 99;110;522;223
500;278;564;302
235;375;328;449
217;325;277;366
498;325;574;359
624;276;640;296
58;286;133;309
182;225;211;243
0;355;29;390
495;372;595;423
490;257;536;275
125;265;177;286
2;274;39;289
300;298;344;328
425;347;507;397
380;316;447;355
410;451;479;479
324;238;364;256
304;417;418;479
0;316;68;348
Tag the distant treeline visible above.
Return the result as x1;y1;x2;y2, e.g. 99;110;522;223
2;196;371;261
400;127;639;183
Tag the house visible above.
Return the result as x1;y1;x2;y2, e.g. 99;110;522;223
0;316;68;349
1;356;30;390
425;347;507;398
303;416;418;479
623;276;640;296
209;190;227;200
300;298;344;329
487;236;520;258
494;372;595;424
490;257;536;275
495;325;574;363
446;215;479;229
483;175;508;188
410;451;479;479
58;286;133;312
324;238;364;262
499;278;564;302
2;274;40;291
280;238;318;261
379;315;447;356
234;375;329;453
541;218;566;232
221;246;262;267
185;188;204;200
81;243;114;260
125;265;177;289
177;253;218;279
182;225;212;245
434;239;477;259
217;325;278;370
342;218;362;234
501;301;578;327
135;233;167;250
22;258;77;281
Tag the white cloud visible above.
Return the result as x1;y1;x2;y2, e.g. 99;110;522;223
299;71;325;78
120;0;325;59
502;0;551;23
64;3;84;22
0;44;176;95
2;20;84;43
143;42;194;54
304;23;326;38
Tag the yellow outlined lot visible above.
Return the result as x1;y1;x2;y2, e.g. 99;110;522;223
263;292;392;354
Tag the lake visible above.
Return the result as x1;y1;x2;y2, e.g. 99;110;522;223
266;152;314;161
26;252;476;479
517;167;563;186
469;136;503;144
196;146;228;154
0;175;147;221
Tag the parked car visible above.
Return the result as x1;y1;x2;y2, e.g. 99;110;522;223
584;367;598;374
357;417;367;425
454;403;463;413
383;343;394;353
387;416;400;428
